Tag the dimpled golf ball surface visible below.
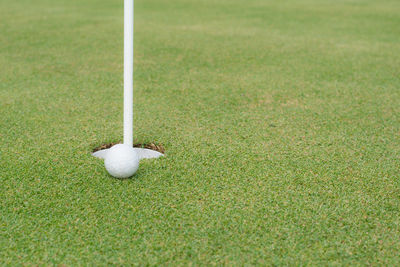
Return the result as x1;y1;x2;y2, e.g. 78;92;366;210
104;144;139;178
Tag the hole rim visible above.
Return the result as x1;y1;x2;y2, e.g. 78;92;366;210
93;142;165;154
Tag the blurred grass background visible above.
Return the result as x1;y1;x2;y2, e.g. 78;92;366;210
1;0;400;265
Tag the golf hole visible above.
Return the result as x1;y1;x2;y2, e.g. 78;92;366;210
93;142;165;154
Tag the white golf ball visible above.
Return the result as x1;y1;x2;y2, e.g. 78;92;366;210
104;144;139;178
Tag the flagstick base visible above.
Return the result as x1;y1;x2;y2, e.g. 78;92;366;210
93;147;164;160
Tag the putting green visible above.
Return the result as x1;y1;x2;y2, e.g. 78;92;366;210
1;0;400;265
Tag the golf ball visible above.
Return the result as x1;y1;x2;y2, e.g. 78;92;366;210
104;144;139;178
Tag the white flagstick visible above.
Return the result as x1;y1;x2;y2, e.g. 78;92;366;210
123;0;134;147
92;0;163;162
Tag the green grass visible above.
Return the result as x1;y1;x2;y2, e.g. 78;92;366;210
1;0;400;265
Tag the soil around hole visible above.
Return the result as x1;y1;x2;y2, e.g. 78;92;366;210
93;142;165;154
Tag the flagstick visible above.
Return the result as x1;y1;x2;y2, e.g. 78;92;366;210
92;0;163;161
123;0;134;147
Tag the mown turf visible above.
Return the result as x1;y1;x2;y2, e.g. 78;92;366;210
1;0;400;265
